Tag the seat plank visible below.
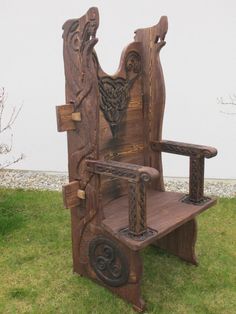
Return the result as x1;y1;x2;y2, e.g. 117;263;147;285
102;191;216;250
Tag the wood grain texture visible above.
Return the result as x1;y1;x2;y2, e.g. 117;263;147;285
96;42;145;204
62;181;80;208
56;104;76;132
155;219;198;265
151;140;217;158
134;16;168;191
102;190;216;251
87;159;159;237
62;7;101;276
151;140;217;203
57;7;218;312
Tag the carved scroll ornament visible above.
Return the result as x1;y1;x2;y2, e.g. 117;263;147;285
89;236;129;287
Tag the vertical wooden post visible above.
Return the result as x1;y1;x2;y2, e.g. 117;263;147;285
189;157;204;203
128;181;147;236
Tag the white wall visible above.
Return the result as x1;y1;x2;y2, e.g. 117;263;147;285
0;0;235;178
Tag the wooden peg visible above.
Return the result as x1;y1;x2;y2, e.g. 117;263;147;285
71;112;81;121
77;189;86;199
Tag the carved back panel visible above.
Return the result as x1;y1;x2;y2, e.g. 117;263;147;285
95;43;144;204
61;7;168;207
95;17;168;204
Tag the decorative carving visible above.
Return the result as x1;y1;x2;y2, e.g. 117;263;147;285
128;180;147;235
182;156;211;205
119;227;156;241
86;160;158;184
98;51;141;137
62;7;100;186
129;183;137;232
87;160;142;182
86;160;160;238
89;236;129;287
190;156;204;202
181;194;211;205
63;8;99;109
150;140;217;159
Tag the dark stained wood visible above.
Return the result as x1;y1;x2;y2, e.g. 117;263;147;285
97;42;145;204
86;159;159;237
56;104;76;132
155;219;198;265
189;157;205;203
151;140;217;158
134;17;168;191
56;7;217;312
62;6;100;278
62;181;80;208
102;191;216;251
151;140;218;204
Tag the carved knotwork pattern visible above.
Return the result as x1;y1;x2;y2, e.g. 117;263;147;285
151;141;216;158
182;157;209;205
153;142;200;156
129;183;137;232
139;179;146;230
119;227;156;241
96;164;137;179
89;236;129;287
98;51;141;137
190;157;204;201
128;179;147;236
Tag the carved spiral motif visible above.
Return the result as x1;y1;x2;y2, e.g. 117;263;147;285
89;236;129;287
140;172;151;182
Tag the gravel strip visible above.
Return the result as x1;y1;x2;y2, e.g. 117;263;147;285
0;169;235;197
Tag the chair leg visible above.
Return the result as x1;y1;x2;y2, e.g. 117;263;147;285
154;218;198;265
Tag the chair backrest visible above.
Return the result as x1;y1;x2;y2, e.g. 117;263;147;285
61;7;168;205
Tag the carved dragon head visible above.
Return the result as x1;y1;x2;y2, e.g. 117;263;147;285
62;7;99;55
134;16;168;52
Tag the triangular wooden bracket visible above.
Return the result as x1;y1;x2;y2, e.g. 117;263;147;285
56;104;81;132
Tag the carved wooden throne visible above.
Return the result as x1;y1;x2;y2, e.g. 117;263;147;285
56;7;217;312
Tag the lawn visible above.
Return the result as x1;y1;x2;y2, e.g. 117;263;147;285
0;189;235;314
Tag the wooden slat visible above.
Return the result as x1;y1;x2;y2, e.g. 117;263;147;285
102;191;216;250
62;181;80;208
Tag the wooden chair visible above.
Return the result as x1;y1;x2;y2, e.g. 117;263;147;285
56;7;217;312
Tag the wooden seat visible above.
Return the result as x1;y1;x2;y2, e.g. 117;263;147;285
103;191;216;250
56;7;217;312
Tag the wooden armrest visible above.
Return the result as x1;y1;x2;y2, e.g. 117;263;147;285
150;140;217;158
86;159;159;184
86;159;159;239
150;140;217;204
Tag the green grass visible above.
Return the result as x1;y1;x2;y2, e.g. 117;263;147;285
0;189;235;313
